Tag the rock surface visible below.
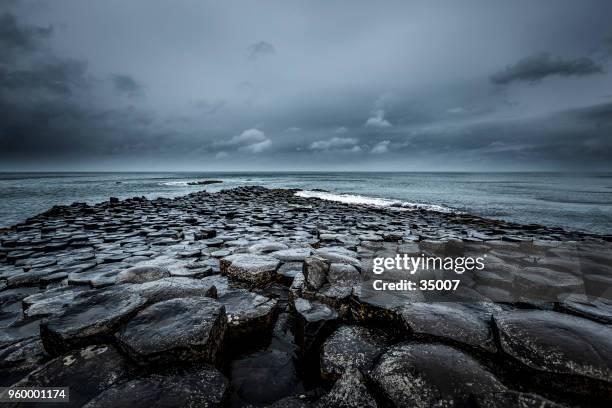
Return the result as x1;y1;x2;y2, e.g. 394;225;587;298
83;367;229;407
0;185;610;407
40;286;146;355
220;253;280;285
320;325;389;380
370;343;506;407
494;310;612;383
115;297;227;366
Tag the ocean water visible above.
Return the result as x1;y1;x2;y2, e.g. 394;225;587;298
0;172;611;235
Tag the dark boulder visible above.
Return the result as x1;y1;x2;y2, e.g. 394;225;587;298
370;343;505;407
115;297;227;366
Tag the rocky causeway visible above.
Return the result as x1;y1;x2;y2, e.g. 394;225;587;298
0;186;611;407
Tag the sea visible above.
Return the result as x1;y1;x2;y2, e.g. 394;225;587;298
1;172;611;235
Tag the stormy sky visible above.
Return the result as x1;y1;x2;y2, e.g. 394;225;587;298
1;0;612;171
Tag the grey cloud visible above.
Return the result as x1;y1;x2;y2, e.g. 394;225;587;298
371;140;390;154
309;137;361;153
0;12;52;61
247;41;275;60
364;110;391;128
490;52;604;85
111;74;142;97
2;1;612;170
0;58;89;95
226;128;271;153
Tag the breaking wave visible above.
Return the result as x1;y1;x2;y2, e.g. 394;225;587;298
295;190;456;213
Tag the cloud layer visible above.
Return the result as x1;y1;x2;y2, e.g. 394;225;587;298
1;0;611;170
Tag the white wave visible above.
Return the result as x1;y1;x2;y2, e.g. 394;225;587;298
159;180;213;186
295;190;455;213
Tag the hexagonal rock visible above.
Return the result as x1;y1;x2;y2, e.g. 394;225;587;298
313;247;360;268
0;337;48;386
398;302;500;353
474;391;565;408
218;289;278;341
248;241;289;254
303;256;328;290
320;325;390;380
115;297;227;366
82;367;229;408
294;298;338;355
40;286;147;355
327;263;360;284
556;294;612;324
317;367;378;408
493;310;612;383
131;277;218;304
115;265;170;284
270;248;312;262
370;343;506;407
11;345;130;407
220;254;280;285
23;286;89;319
514;267;584;300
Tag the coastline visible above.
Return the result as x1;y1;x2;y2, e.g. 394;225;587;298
0;186;611;407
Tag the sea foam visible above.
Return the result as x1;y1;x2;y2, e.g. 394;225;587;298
295;190;455;213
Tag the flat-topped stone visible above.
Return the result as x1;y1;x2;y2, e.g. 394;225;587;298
370;343;506;407
83;367;229;408
320;325;389;380
115;265;171;284
218;289;277;341
40;286;146;355
493;310;612;383
220;253;280;285
399;302;500;353
115;297;227;366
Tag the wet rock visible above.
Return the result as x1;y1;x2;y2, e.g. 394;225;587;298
398;302;500;353
83;367;229;408
474;391;565;408
278;262;303;284
370;343;505;407
317;367;378;408
493;310;612;383
0;319;42;349
515;267;584;300
249;242;289;254
313;247;360;268
11;345;130;407
294;298;338;355
271;248;313;262
115;297;227;366
556;294;612;324
132;276;218;303
40;286;146;355
0;338;48;386
220;253;280;285
327;263;359;284
23;286;89;319
320;325;390;380
218;289;278;341
116;265;171;284
0;287;39;305
303;256;328;290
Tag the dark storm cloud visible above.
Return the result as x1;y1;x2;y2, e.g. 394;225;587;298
491;52;604;85
1;0;612;170
111;74;142;97
0;58;89;95
0;12;52;61
247;41;275;60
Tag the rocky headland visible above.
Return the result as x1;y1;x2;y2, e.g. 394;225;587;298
0;186;611;407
